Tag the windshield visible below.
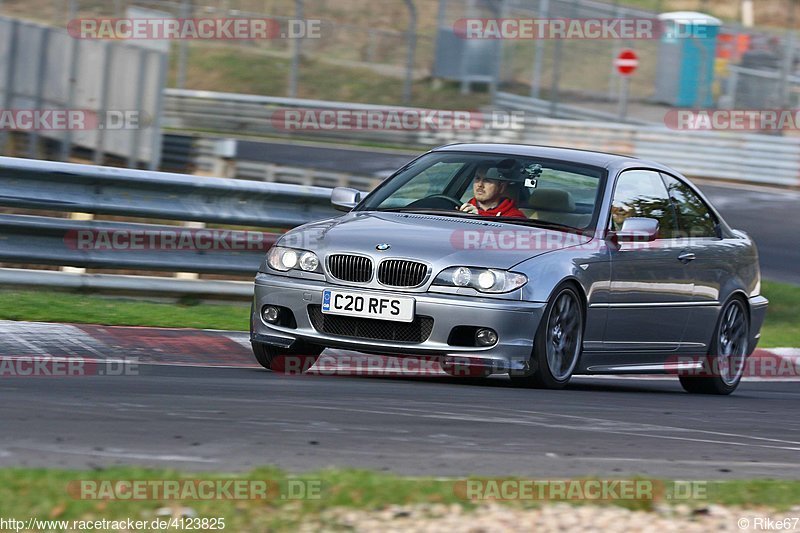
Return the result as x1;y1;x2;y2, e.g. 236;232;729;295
358;152;606;231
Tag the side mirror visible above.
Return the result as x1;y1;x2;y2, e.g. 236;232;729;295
331;187;362;212
615;217;659;243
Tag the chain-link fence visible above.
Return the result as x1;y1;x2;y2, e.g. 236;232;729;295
3;0;800;127
2;0;435;104
434;0;800;125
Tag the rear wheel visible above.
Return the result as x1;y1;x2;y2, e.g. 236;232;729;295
251;342;323;373
679;297;749;395
510;284;584;389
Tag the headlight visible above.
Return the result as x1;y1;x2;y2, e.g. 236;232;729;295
433;267;527;293
267;246;322;273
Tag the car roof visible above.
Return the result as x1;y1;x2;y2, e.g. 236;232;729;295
431;143;643;169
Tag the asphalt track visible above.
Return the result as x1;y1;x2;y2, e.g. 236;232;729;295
238;139;800;284
1;140;797;479
2;363;800;478
1;321;799;479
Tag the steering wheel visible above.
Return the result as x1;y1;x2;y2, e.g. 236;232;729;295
406;194;463;210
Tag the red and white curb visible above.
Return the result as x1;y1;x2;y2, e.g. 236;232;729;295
0;320;798;381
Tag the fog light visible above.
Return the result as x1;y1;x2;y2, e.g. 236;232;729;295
475;328;498;347
262;305;280;324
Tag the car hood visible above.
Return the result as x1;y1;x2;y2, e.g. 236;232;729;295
280;211;593;270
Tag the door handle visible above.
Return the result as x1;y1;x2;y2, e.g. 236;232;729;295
677;251;696;263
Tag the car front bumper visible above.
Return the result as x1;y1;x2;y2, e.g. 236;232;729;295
251;272;546;372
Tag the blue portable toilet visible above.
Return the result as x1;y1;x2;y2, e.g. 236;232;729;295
654;12;722;107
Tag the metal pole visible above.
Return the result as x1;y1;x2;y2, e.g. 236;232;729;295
94;42;113;165
68;0;77;23
608;0;623;101
530;0;549;98
149;50;168;171
61;27;80;161
129;47;148;168
779;0;797;108
490;0;506;102
618;76;630;121
550;0;578;116
29;27;50;159
288;0;303;97
461;0;477;95
176;0;190;89
403;0;417;105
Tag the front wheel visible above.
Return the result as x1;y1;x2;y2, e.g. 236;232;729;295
251;342;323;373
510;284;584;389
679;297;749;395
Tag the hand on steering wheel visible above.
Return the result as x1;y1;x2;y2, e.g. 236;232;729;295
422;194;463;209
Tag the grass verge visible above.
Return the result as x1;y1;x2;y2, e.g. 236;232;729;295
0;280;796;347
0;290;249;331
1;467;799;531
758;281;800;348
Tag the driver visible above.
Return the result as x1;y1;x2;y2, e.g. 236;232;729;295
459;164;526;218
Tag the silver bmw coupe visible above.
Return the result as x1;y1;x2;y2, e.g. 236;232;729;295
250;144;768;394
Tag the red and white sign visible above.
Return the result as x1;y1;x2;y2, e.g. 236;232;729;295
615;49;639;76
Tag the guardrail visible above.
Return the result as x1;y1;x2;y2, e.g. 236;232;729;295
0;156;343;297
432;95;800;188
164;89;425;147
493;92;652;125
167;89;800;188
0;156;337;228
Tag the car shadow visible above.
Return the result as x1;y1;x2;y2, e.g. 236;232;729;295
257;367;690;394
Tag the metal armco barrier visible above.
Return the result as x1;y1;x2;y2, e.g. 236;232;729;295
0;156;342;297
164;89;424;147
0;215;277;274
0;156;338;228
165;89;800;188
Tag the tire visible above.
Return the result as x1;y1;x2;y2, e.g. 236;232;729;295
251;341;323;373
510;284;584;390
679;297;749;395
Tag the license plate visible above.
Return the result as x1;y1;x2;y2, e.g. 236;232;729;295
322;289;415;323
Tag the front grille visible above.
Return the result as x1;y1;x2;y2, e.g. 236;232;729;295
327;254;373;283
308;305;433;343
377;259;428;287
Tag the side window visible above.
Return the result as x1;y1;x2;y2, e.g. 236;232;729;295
611;170;678;238
661;174;718;238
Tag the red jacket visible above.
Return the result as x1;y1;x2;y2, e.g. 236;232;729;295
468;197;526;218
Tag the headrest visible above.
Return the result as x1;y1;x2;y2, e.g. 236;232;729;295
485;167;505;181
528;189;576;212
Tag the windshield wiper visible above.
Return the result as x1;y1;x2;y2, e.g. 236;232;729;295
373;209;587;233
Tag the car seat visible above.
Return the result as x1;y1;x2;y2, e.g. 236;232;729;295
527;188;590;228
